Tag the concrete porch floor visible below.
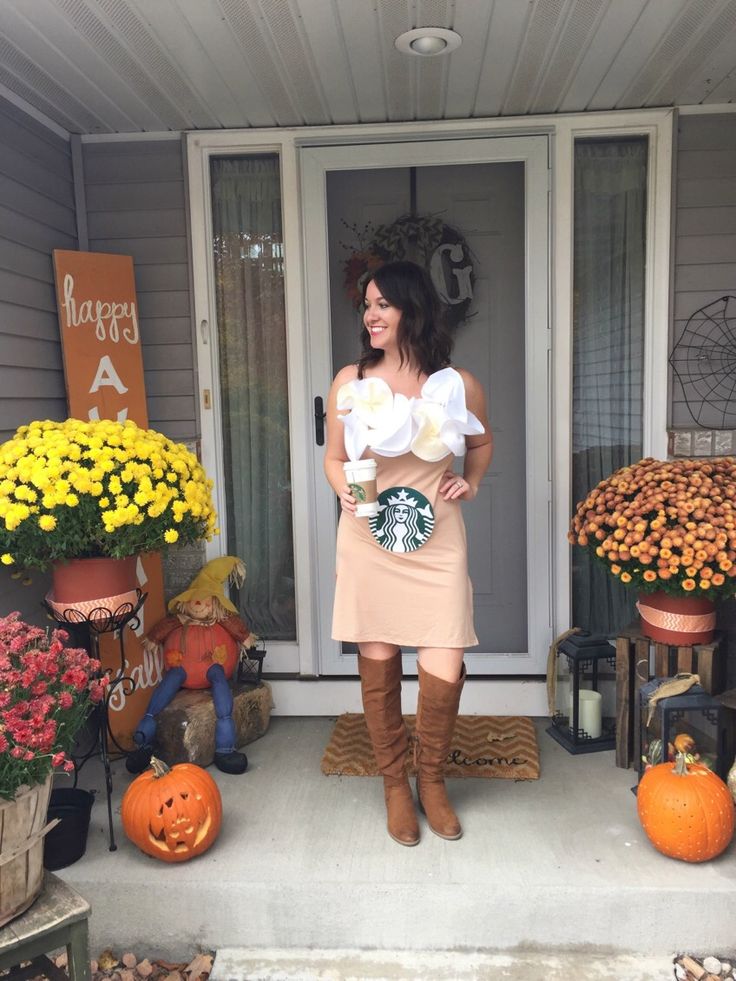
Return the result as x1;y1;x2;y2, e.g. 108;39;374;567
55;717;735;964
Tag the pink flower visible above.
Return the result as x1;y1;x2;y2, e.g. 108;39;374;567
0;612;100;799
89;676;109;703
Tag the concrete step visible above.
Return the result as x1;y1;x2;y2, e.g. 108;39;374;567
212;947;677;981
57;717;736;960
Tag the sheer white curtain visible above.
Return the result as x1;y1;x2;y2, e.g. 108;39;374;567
210;155;295;640
571;138;648;635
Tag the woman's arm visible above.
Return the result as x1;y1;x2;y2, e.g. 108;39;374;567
324;364;360;513
440;368;493;501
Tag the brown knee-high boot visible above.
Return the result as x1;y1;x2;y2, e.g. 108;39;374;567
358;653;419;846
415;662;466;840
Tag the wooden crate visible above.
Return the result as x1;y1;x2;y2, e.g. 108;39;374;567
614;623;726;769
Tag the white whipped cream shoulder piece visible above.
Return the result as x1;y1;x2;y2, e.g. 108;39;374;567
411;367;485;461
337;367;484;462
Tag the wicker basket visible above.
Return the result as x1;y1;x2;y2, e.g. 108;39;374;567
0;774;58;927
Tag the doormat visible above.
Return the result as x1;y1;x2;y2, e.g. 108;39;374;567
321;714;540;780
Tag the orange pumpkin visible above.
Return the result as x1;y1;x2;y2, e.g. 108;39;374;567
637;753;735;862
162;621;239;689
121;757;222;862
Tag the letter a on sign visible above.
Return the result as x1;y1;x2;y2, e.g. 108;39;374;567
90;354;129;394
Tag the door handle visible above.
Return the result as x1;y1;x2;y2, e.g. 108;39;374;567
314;396;326;446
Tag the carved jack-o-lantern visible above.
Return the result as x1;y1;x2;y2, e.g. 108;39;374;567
121;757;222;862
163;621;239;690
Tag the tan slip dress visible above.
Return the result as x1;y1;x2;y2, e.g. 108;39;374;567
331;447;478;649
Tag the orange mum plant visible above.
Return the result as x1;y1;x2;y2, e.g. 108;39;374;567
568;457;736;599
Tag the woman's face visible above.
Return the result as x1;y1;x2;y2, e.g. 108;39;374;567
393;504;409;521
363;280;401;351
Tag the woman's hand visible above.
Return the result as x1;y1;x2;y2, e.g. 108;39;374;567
338;485;357;514
440;471;476;502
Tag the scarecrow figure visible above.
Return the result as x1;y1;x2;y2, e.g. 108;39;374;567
126;556;254;775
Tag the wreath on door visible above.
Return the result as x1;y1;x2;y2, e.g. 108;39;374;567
342;214;475;329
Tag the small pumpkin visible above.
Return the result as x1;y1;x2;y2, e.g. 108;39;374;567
675;732;698;756
122;757;222;862
637;753;735;862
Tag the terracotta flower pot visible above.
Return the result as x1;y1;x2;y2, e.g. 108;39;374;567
49;555;139;620
637;590;716;645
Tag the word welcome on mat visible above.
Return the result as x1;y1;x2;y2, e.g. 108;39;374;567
321;714;540;780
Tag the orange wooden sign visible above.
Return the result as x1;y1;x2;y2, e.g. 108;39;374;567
53;250;166;750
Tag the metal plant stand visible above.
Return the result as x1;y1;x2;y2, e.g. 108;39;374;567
42;591;147;851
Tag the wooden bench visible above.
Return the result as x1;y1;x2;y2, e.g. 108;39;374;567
0;874;90;981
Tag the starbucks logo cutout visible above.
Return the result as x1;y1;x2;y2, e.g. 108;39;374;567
369;486;435;553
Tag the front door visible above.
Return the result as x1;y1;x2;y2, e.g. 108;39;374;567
303;136;551;676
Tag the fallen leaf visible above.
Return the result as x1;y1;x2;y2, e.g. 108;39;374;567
98;950;119;972
184;953;213;980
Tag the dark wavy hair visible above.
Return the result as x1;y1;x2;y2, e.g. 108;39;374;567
356;260;453;378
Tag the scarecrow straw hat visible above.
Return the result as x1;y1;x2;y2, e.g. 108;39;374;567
168;556;245;615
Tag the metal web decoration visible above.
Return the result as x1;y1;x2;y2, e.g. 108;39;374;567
669;295;736;428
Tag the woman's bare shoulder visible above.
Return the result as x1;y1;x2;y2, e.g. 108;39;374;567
453;365;483;395
332;363;360;386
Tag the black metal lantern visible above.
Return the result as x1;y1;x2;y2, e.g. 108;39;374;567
547;633;617;753
637;678;728;781
237;640;266;686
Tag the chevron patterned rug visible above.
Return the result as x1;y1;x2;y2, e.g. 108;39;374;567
321;714;540;780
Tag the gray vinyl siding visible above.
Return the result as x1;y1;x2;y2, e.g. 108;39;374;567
0;95;76;619
671;114;736;430
82;139;197;441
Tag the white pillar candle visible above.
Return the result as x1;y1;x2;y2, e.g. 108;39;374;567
576;689;602;739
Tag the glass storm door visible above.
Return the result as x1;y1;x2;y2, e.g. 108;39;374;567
302;137;551;676
196;153;299;673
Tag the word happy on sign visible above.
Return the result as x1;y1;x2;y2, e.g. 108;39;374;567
60;272;140;344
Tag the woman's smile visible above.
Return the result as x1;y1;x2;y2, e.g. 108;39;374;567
364;280;401;346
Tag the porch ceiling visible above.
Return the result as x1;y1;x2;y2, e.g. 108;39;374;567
0;0;735;136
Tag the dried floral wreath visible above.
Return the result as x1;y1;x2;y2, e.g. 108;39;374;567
341;214;475;329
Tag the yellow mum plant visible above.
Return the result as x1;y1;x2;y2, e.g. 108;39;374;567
0;419;216;569
569;456;736;599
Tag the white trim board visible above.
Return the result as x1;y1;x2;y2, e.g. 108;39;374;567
267;678;548;717
0;81;70;139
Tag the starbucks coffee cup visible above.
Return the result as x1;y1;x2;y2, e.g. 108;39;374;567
343;459;379;517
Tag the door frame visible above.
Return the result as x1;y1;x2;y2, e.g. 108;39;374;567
302;136;551;676
186;108;673;693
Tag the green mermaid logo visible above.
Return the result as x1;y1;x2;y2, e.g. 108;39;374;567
369;487;435;553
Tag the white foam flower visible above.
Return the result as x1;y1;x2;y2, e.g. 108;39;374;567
339;410;369;462
336;378;394;427
411;401;451;462
420;367;482;431
411;369;485;461
337;377;396;461
368;394;413;457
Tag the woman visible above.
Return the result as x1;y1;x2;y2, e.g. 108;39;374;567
324;260;493;846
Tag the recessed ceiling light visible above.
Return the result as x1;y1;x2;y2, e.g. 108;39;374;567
395;28;462;57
